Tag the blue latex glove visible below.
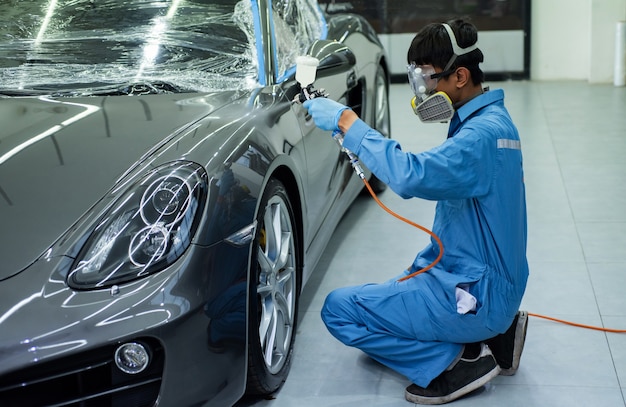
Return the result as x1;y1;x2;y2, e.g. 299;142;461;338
302;97;350;132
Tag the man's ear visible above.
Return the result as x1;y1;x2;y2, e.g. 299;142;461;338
455;67;471;88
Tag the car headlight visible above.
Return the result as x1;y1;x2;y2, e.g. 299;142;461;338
68;161;207;290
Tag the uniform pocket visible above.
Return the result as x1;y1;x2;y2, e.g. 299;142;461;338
475;269;519;333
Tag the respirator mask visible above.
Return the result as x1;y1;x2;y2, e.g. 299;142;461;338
408;23;479;123
407;64;454;123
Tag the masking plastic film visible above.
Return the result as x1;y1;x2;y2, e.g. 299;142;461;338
0;0;325;95
271;0;327;82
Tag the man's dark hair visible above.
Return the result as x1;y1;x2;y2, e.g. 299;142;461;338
407;18;484;85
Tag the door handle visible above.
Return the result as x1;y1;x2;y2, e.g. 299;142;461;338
346;70;357;89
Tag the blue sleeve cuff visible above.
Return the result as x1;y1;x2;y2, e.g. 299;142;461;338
342;118;371;153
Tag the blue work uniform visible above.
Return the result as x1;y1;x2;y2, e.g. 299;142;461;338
320;89;529;387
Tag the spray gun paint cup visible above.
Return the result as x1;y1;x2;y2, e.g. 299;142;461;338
295;56;320;87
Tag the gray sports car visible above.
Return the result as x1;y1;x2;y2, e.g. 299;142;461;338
0;0;389;406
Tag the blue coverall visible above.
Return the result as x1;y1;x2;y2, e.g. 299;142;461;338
320;89;529;387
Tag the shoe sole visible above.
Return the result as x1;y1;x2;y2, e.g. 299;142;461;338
405;359;502;405
499;310;528;376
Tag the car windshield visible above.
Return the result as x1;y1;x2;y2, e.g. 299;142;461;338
0;0;259;95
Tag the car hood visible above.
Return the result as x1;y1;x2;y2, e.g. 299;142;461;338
0;92;236;278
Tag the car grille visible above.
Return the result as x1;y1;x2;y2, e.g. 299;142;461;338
0;338;164;407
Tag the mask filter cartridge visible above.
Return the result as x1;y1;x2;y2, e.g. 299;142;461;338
411;91;454;123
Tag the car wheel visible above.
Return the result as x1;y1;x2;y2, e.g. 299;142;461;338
367;64;391;193
246;179;300;395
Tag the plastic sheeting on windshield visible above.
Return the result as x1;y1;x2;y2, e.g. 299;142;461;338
0;0;329;95
0;0;260;94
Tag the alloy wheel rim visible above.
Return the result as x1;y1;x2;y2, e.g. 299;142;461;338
256;195;296;374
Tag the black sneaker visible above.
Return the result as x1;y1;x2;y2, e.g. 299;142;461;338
404;343;501;405
485;310;528;376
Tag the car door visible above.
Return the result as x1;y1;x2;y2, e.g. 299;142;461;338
269;0;356;255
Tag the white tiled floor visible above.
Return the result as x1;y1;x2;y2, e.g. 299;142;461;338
240;81;626;406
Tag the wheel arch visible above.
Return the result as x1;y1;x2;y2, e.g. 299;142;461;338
267;165;304;291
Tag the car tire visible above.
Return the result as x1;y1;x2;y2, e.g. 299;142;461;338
366;64;391;193
246;179;301;395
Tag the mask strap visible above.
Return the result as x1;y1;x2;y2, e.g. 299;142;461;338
441;23;478;71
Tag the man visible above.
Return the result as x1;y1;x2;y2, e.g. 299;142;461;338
302;18;529;404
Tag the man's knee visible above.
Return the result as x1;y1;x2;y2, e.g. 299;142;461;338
321;289;341;324
321;286;357;327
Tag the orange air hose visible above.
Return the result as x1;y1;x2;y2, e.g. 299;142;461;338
526;313;626;333
361;178;443;282
360;177;626;334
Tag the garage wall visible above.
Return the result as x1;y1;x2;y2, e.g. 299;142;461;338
531;0;626;82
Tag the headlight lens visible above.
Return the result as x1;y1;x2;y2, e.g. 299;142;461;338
68;162;207;289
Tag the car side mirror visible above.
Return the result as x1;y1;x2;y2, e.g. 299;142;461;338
305;40;356;79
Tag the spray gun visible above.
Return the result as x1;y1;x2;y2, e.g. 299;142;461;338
293;56;365;179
